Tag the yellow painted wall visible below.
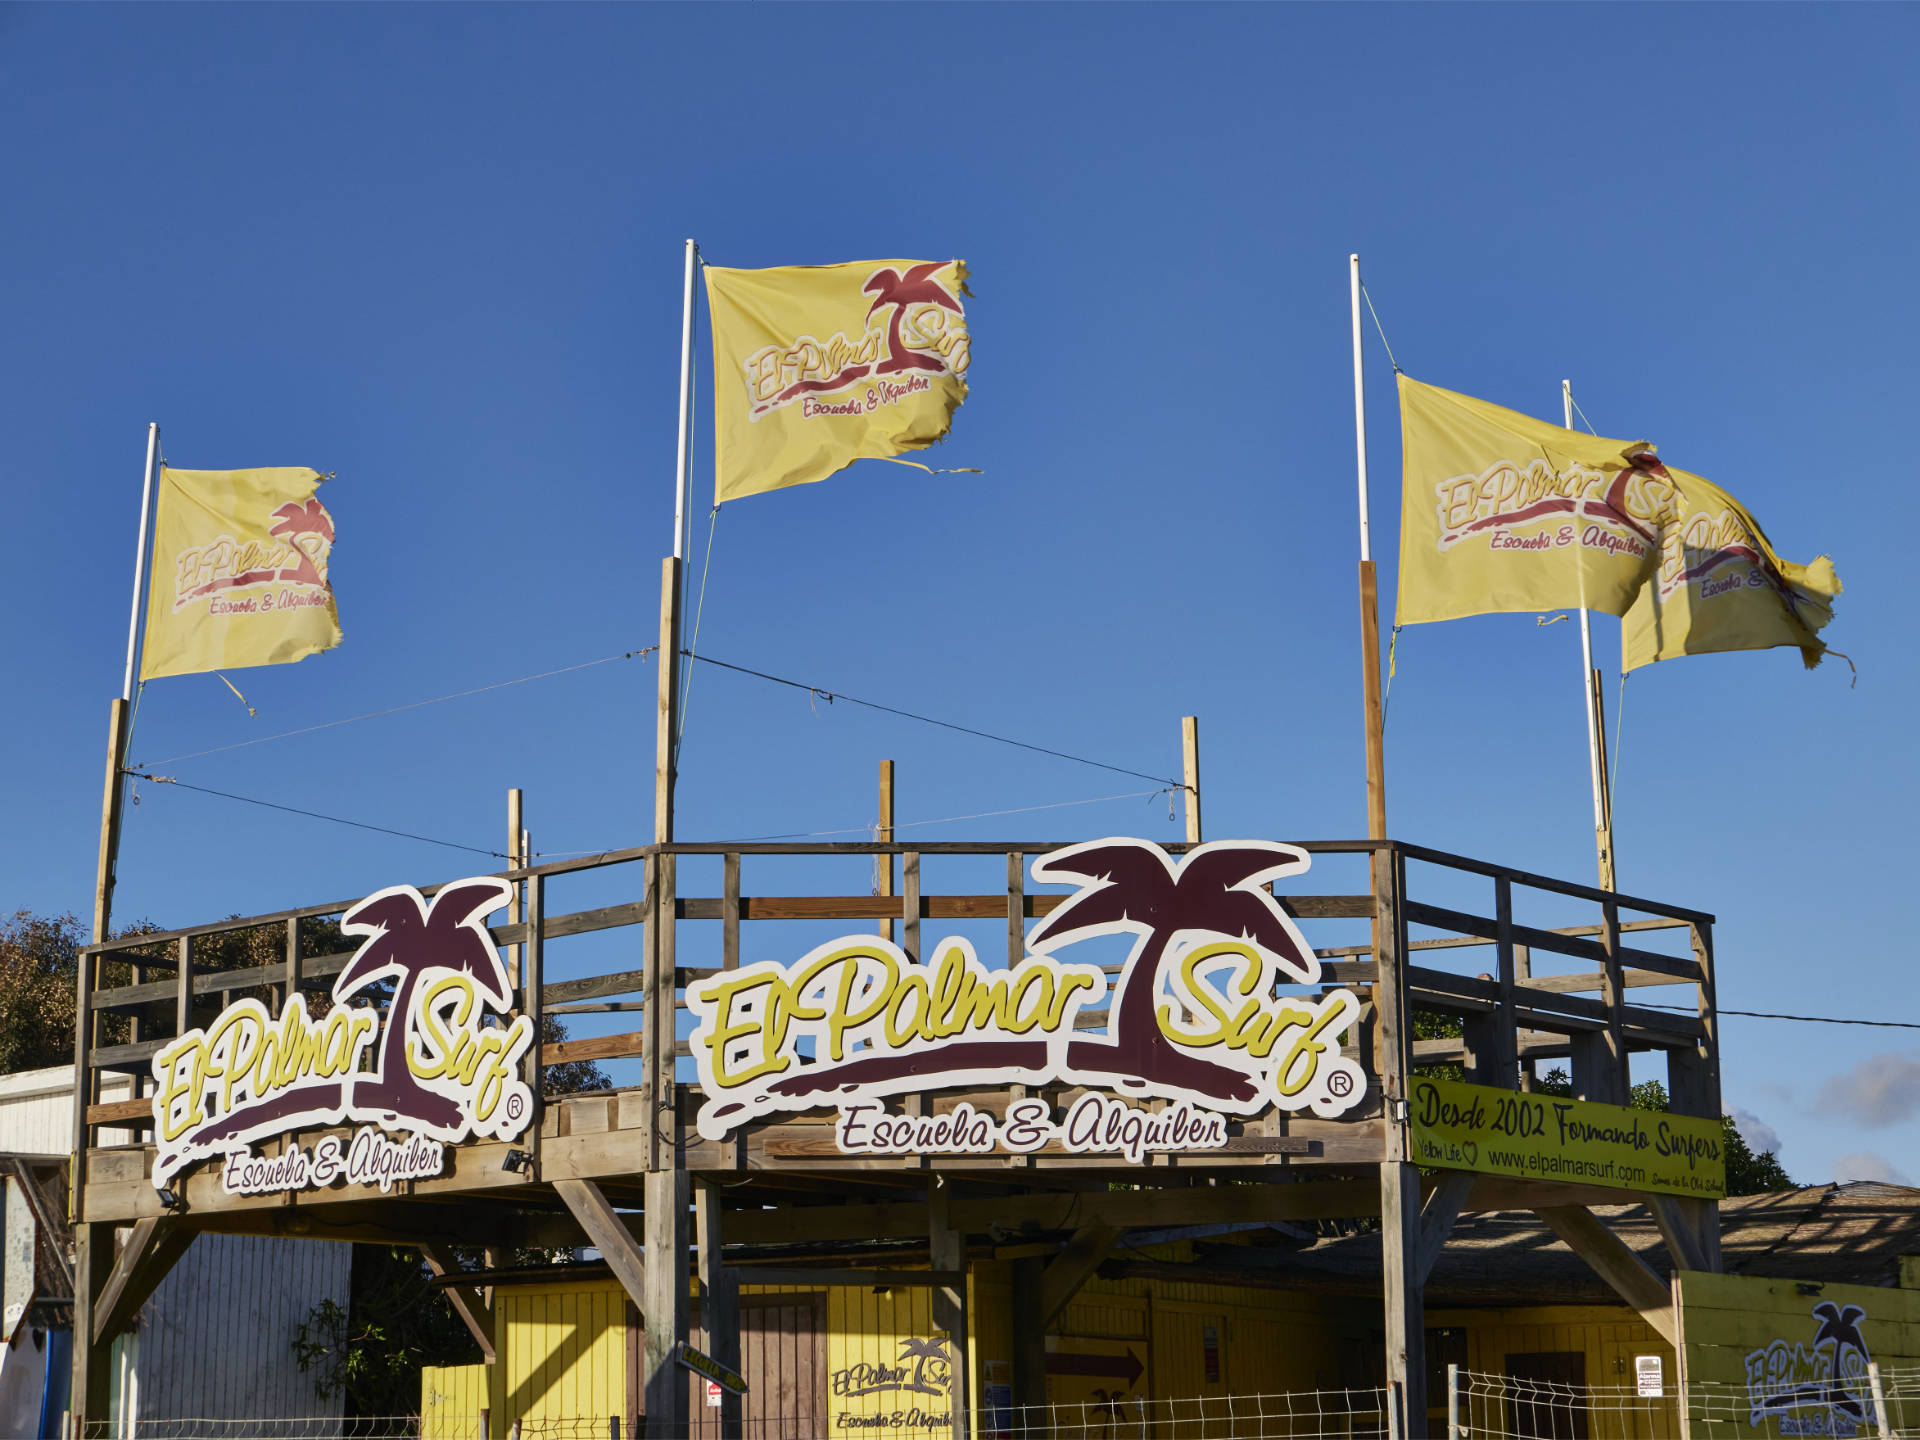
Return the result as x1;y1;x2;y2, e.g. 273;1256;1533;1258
492;1279;630;1434
421;1363;489;1440
1433;1304;1679;1440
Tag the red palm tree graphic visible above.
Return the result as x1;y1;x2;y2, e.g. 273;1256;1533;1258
862;263;961;376
1027;839;1321;1105
759;839;1317;1109
269;498;334;586
334;879;515;1133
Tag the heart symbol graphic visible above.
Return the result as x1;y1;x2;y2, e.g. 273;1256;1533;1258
1461;1141;1478;1168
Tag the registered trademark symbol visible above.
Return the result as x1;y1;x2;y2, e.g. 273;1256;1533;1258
505;1093;526;1122
1328;1071;1354;1097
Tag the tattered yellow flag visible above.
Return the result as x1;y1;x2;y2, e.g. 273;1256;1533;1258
705;259;971;503
1396;376;1668;625
1622;463;1841;671
140;467;342;681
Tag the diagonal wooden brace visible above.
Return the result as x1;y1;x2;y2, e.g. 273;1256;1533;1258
93;1217;196;1345
1535;1205;1675;1344
420;1242;496;1363
1416;1172;1475;1285
1039;1222;1121;1329
555;1178;649;1318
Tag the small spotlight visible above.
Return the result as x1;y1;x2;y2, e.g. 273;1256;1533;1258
156;1186;181;1209
502;1148;533;1175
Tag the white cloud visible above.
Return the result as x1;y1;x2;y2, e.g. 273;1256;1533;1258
1814;1052;1920;1129
1729;1106;1781;1156
1834;1151;1914;1186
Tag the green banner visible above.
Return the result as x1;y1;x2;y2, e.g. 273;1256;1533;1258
1409;1074;1725;1198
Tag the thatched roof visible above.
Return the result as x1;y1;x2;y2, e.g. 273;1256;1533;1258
1099;1183;1920;1309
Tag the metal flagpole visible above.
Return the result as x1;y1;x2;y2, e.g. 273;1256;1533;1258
121;423;161;702
1351;255;1387;841
1564;380;1616;889
658;240;697;845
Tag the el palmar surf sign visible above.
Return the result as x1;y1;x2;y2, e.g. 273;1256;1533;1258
1409;1074;1726;1199
150;877;536;1194
688;838;1369;1155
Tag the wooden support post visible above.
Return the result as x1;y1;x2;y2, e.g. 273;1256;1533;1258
522;872;544;1176
930;1181;970;1440
722;853;742;1171
506;788;524;989
283;916;301;1012
421;1242;496;1362
656;558;682;846
1009;1254;1048;1439
1382;1161;1427;1435
1536;1205;1676;1343
643;1164;690;1439
1589;666;1617;892
73;1220;115;1426
1359;561;1387;841
696;1179;740;1440
1492;876;1520;1088
1373;846;1423;1435
1180;716;1202;845
648;855;675;1173
878;761;895;943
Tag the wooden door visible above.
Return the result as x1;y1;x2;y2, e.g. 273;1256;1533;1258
1504;1351;1590;1440
646;1292;826;1440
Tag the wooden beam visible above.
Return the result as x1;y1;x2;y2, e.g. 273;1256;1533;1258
1535;1205;1675;1344
93;1217;195;1344
1038;1222;1120;1329
554;1179;647;1312
727;1267;965;1288
1415;1172;1474;1285
1382;1160;1426;1434
420;1241;496;1363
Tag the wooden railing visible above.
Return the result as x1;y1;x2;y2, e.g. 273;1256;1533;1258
73;837;1717;1161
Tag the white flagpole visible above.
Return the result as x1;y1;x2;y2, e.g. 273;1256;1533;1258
1350;255;1386;841
1564;380;1614;887
672;239;698;562
121;423;160;702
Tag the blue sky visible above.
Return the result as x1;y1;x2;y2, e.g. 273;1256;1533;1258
3;4;1914;1188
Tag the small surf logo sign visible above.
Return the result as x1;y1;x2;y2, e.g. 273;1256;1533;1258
687;838;1366;1144
1745;1300;1876;1436
151;878;535;1190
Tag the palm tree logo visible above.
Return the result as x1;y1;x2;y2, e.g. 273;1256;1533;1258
269;498;335;587
1027;838;1323;1106
336;878;523;1136
897;1337;952;1396
862;263;963;376
1812;1301;1871;1424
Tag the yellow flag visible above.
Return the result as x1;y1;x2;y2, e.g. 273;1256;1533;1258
1396;376;1669;625
705;259;970;504
140;467;342;681
1622;463;1840;671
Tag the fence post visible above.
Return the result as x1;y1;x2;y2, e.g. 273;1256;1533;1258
1448;1363;1462;1440
1870;1360;1891;1439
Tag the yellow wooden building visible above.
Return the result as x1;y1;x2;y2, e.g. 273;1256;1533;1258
422;1182;1920;1440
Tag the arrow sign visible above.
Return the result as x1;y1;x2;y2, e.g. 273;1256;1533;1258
674;1342;748;1397
1044;1349;1144;1386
